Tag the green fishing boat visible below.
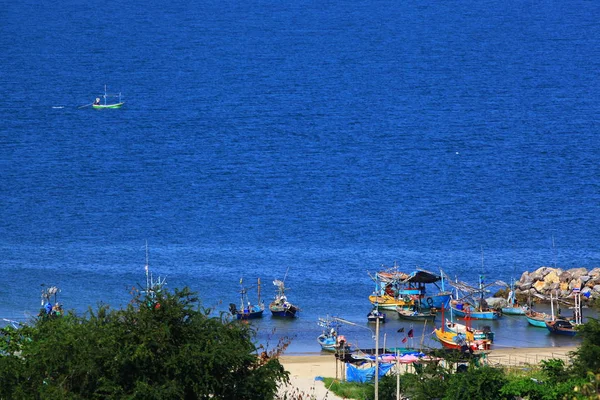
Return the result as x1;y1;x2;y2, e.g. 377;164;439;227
92;85;124;109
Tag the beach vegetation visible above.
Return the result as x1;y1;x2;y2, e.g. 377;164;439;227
0;286;289;399
443;365;506;399
324;351;600;400
321;377;373;399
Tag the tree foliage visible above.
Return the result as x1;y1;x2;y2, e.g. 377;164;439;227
443;365;506;400
0;287;288;399
570;317;600;376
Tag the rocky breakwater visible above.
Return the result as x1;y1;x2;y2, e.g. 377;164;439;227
514;266;600;302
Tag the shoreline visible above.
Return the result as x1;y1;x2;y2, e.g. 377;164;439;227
277;346;577;399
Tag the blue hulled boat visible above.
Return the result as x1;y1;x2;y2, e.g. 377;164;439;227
450;302;501;320
545;318;577;336
317;317;351;352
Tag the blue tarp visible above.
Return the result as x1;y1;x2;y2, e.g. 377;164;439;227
346;363;394;383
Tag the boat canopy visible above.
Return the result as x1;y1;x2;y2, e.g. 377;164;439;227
399;269;442;284
373;267;442;284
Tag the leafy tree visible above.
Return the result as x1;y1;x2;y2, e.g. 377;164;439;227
442;365;507;400
0;287;289;399
540;358;568;383
570;317;600;376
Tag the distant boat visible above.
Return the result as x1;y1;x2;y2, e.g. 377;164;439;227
39;285;63;318
92;85;124;109
229;278;265;320
269;279;299;318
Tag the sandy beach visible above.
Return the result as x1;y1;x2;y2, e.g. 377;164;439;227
278;346;577;399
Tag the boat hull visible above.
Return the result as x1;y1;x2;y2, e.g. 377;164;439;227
369;294;413;310
317;334;350;352
269;304;299;318
502;306;526;315
397;308;436;321
451;305;500;320
525;311;550;328
93;102;124;109
545;319;577;336
428;292;452;309
235;303;265;320
236;309;264;320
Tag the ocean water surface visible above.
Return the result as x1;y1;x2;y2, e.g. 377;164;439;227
1;1;600;352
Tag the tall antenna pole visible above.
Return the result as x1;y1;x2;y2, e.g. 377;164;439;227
145;240;150;294
552;235;556;268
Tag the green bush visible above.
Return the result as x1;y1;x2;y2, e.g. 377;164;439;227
0;287;288;399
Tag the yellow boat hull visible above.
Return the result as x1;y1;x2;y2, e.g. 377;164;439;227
369;294;413;310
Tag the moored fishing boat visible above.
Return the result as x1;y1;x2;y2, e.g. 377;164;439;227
317;317;351;352
435;306;492;350
229;278;265;320
368;267;451;310
525;309;551;327
450;301;501;320
545;318;578;336
434;327;491;351
39;285;63;318
448;272;504;320
92;85;124;109
444;319;494;342
269;279;299;318
501;278;527;315
545;289;583;336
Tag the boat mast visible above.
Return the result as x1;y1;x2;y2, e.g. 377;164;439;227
550;292;555;321
479;246;485;311
258;278;261;304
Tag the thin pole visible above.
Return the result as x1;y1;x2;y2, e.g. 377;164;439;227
396;347;400;400
375;315;380;400
145;241;150;294
550;292;555;321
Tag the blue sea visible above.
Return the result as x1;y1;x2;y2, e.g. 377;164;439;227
1;1;599;353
